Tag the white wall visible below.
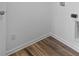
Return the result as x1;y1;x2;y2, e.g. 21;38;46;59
7;2;52;52
6;2;79;54
51;2;79;52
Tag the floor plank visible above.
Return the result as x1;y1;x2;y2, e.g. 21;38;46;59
10;36;79;56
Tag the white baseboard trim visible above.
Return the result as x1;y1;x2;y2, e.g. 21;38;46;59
50;32;79;52
6;33;50;56
7;32;79;55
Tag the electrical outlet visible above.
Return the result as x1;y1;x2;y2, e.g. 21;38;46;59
11;34;16;40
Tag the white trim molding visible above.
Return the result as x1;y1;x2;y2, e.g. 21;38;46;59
7;32;79;55
50;32;79;52
7;33;50;55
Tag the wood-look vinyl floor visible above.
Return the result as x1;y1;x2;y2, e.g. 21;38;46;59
10;36;79;56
